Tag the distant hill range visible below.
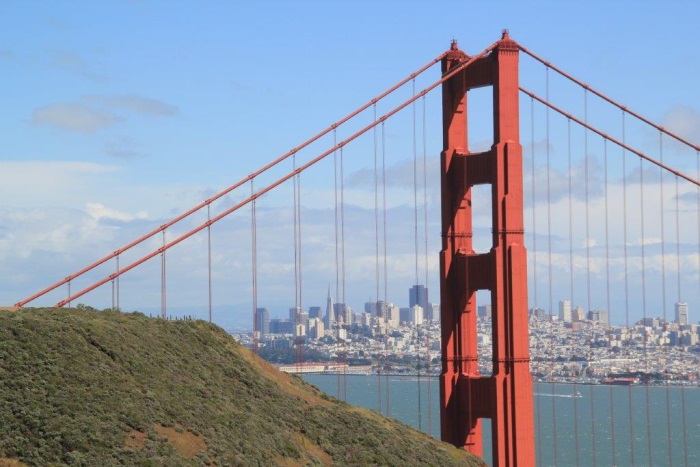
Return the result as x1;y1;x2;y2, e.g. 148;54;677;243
0;308;483;466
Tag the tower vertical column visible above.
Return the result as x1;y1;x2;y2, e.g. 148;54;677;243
439;40;483;453
439;31;535;466
489;32;535;467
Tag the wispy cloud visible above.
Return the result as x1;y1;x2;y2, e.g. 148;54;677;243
33;103;123;133
49;49;107;83
663;105;700;143
85;95;178;117
32;95;178;135
0;48;15;61
105;136;147;159
85;202;148;222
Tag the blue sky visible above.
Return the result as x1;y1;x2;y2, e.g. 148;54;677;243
1;1;699;327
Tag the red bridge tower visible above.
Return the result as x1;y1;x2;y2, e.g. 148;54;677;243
439;32;535;466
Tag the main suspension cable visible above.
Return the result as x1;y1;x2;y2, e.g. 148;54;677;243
519;88;700;187
16;51;450;308
518;44;700;152
54;41;500;309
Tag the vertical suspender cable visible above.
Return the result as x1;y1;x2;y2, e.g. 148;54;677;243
531;96;542;459
116;255;120;311
114;255;121;310
111;275;115;310
340;146;347;401
622;110;635;466
568;118;580;465
333;129;341;400
208;204;212;323
659;133;674;467
422;94;432;437
251;180;258;355
603;138;617;466
161;230;166;319
298;165;303;366
293;153;300;372
412;78;422;432
382;121;391;416
584;90;596;467
676;166;689;467
687;149;700;467
297;165;303;313
373;103;383;415
640;151;652;466
67;281;71;308
545;66;558;465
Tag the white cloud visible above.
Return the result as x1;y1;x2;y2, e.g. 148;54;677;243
663;105;700;143
85;202;148;222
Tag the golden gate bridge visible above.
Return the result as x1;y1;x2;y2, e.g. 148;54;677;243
12;31;700;466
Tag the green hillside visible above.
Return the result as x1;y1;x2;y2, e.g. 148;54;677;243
0;308;483;466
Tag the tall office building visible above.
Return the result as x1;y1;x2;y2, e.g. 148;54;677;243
324;286;334;329
387;304;400;328
256;307;270;336
428;303;440;323
572;305;585;322
587;309;609;326
308;306;322;320
289;306;302;323
333;303;346;324
308;318;324;339
478;304;492;319
409;285;429;316
559;300;572;323
409;305;424;326
675;302;689;325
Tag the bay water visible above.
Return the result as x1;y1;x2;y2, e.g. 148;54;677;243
303;374;699;466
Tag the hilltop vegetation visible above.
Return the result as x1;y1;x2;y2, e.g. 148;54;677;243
0;308;483;466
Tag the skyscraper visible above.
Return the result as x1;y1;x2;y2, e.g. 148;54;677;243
324;286;334;329
409;285;429;315
308;306;322;320
559;299;571;323
256;307;270;336
478;304;492;319
675;302;689;325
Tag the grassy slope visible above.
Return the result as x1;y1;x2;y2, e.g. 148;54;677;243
0;309;483;466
